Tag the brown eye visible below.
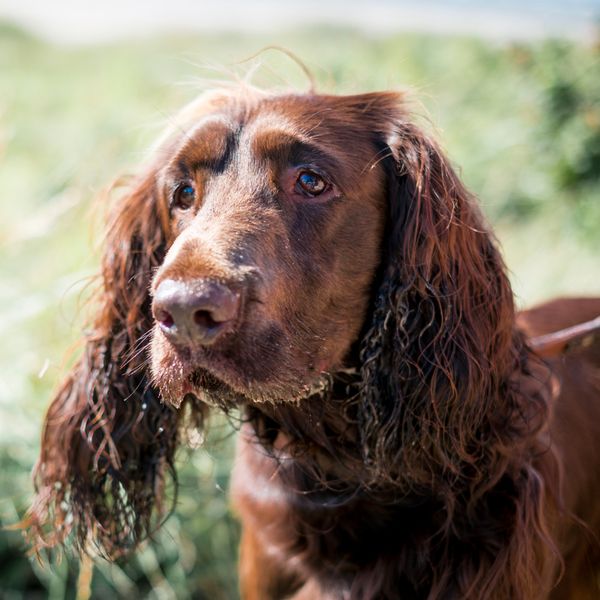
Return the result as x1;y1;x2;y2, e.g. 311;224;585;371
172;184;195;210
296;170;327;196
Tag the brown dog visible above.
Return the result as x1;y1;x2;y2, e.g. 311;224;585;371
28;87;600;599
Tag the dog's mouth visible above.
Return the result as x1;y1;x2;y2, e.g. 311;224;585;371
184;367;242;409
184;362;333;407
153;330;340;411
153;346;253;408
151;324;334;408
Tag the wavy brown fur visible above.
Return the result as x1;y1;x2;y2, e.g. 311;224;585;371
353;127;560;596
27;173;207;556
26;87;600;599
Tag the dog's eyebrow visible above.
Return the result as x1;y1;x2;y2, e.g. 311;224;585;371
177;117;234;172
250;128;341;171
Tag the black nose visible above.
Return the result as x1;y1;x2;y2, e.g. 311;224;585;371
152;279;241;346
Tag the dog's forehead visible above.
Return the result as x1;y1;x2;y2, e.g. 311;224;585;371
162;88;402;149
168;91;396;173
187;94;379;141
242;92;399;142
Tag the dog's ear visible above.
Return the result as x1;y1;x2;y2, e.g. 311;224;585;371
356;97;560;598
358;111;529;486
27;172;204;557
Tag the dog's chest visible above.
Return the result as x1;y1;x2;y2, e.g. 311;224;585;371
230;426;439;597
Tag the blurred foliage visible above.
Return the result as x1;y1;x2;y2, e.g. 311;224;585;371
0;21;599;599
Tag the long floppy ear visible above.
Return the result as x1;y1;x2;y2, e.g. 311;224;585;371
358;110;546;489
357;108;560;595
27;172;203;557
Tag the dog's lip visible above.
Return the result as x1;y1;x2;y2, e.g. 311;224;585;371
177;348;253;398
173;354;327;406
154;321;335;403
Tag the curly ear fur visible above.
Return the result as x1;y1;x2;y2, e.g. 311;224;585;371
26;173;204;557
358;115;562;597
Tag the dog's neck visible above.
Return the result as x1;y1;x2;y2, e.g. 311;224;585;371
241;327;552;499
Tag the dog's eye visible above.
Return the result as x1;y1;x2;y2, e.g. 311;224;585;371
172;184;195;210
296;171;328;197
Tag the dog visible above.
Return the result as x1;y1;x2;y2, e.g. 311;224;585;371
28;86;600;599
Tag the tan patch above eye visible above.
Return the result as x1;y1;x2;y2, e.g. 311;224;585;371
180;119;233;169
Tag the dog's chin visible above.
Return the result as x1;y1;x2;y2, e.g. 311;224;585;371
150;332;332;409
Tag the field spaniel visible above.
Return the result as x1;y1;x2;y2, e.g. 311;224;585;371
27;87;600;599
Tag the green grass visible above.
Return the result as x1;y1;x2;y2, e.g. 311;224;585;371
0;23;599;599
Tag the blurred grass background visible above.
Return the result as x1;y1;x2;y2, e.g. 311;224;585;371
1;20;599;599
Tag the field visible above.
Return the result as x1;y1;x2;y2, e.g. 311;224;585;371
0;22;599;599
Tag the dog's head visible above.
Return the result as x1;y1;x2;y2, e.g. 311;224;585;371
149;88;392;405
29;86;528;557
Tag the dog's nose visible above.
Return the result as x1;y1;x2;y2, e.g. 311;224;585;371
152;279;240;346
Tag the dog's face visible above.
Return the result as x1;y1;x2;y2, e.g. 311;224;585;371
150;91;388;405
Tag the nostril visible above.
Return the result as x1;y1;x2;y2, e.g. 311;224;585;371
153;278;241;346
194;309;218;329
156;309;175;329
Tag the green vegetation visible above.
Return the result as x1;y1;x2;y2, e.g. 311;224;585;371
0;23;598;599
